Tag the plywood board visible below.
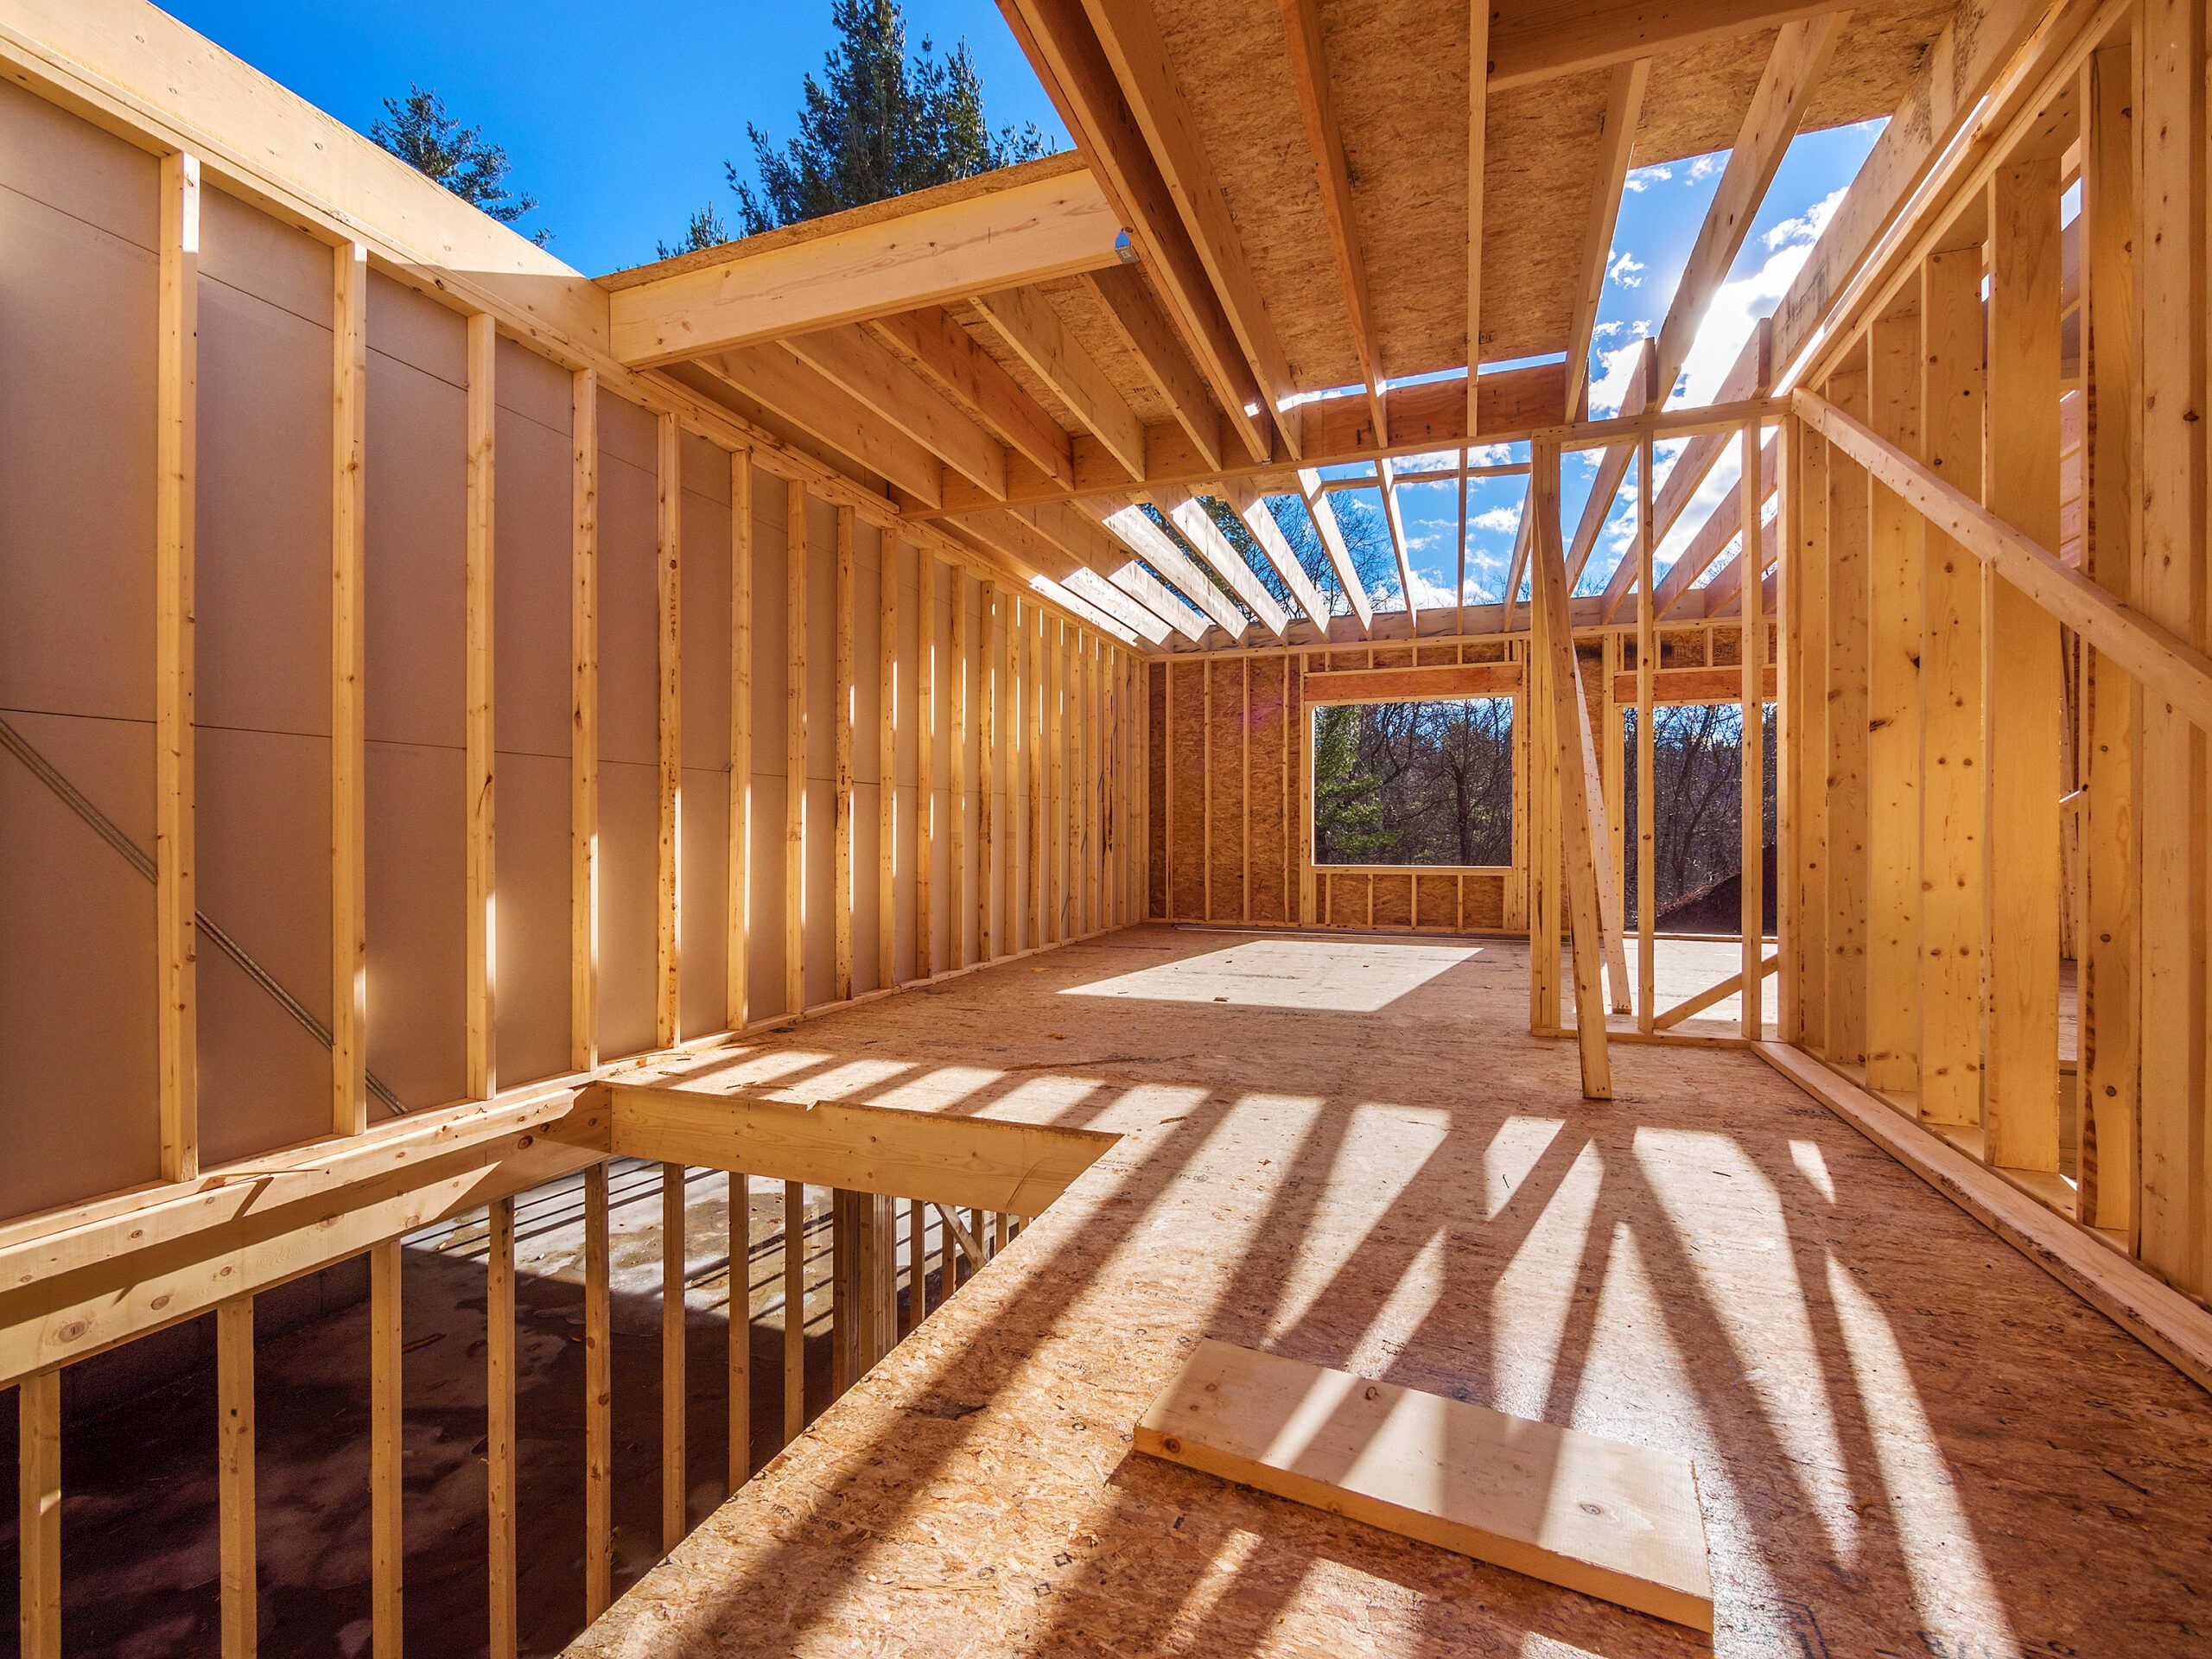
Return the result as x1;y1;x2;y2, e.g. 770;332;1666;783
1136;1338;1713;1632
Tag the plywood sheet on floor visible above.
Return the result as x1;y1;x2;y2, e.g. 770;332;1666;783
573;927;2212;1658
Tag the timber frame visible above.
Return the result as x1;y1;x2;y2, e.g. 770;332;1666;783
6;0;2212;1652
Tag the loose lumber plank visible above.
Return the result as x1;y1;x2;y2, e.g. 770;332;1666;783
611;164;1122;365
601;1078;1115;1218
333;238;369;1136
572;372;602;1071
465;310;498;1100
1756;1043;2212;1396
156;148;200;1180
1135;1339;1713;1631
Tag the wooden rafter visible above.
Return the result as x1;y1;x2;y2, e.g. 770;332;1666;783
698;347;945;507
1001;0;1277;463
1558;18;1840;595
1376;457;1420;624
1561;59;1650;419
1096;496;1251;639
1218;478;1331;624
1164;494;1292;637
867;306;1075;486
1083;265;1224;468
971;284;1147;481
1295;467;1371;632
1488;0;1846;90
784;324;1011;500
1654;434;1778;617
1006;499;1211;642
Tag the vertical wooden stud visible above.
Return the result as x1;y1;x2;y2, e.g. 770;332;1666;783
950;570;969;969
979;580;997;959
1740;419;1770;1039
333;239;368;1135
727;1169;751;1490
218;1298;256;1659
1824;345;1872;1065
156;149;200;1180
880;541;899;988
486;1198;516;1659
1637;435;1656;1032
785;481;809;1017
583;1165;612;1619
782;1181;805;1440
465;312;497;1100
728;453;753;1032
1866;306;1923;1084
917;554;937;976
369;1239;403;1657
18;1369;60;1659
571;372;601;1071
834;508;855;1002
656;416;683;1047
661;1164;687;1552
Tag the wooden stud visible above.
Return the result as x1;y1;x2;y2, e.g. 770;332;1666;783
980;580;998;959
728;452;753;1032
583;1165;613;1619
18;1368;60;1659
1005;594;1020;947
333;239;368;1135
487;1197;517;1659
2131;0;2204;1287
727;1169;750;1491
906;1197;925;1333
465;312;497;1101
1740;419;1769;1039
1529;437;1613;1097
1048;620;1065;939
156;149;200;1181
1031;605;1046;944
369;1238;403;1658
571;372;601;1071
880;540;899;988
834;507;855;1002
2077;40;2137;1231
661;1164;687;1552
1637;435;1656;1032
218;1298;256;1659
1466;0;1489;432
782;1181;805;1440
1202;648;1214;922
918;553;938;977
950;570;970;968
1983;157;2064;1173
1907;249;1984;1131
657;415;683;1047
785;480;809;1016
1823;349;1872;1065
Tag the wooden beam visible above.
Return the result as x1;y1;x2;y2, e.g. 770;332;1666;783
1635;434;1656;1031
785;324;1009;500
660;1166;687;1552
606;1082;1114;1215
1529;437;1613;1097
1164;495;1290;637
1611;665;1777;704
1488;0;1843;89
834;510;856;1001
980;582;1000;959
333;239;369;1136
1649;434;1777;618
465;310;498;1102
583;1164;613;1619
218;1297;255;1659
785;480;809;1016
572;372;602;1071
1217;479;1331;624
1295;468;1371;631
1097;499;1249;639
781;1182;804;1440
1303;663;1522;704
1467;0;1491;423
19;1368;60;1659
610;162;1122;365
951;570;970;968
701;346;944;508
1738;420;1767;1038
1137;1339;1713;1630
156;148;199;1181
869;305;1074;486
918;553;938;976
970;284;1146;481
880;539;900;988
1821;353;1872;1066
1376;458;1421;625
1562;60;1649;417
657;414;683;1048
1083;266;1223;467
369;1240;402;1658
1564;339;1656;585
728;451;753;1031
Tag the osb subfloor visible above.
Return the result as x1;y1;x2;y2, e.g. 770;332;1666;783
571;925;2212;1659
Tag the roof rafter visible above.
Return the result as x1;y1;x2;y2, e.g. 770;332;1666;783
971;284;1147;481
1488;0;1845;90
1001;0;1277;464
1561;58;1650;419
783;324;1010;500
697;346;945;507
1218;478;1332;625
867;306;1075;487
1376;457;1420;625
1162;493;1292;638
1653;431;1778;616
1295;467;1372;632
1096;495;1252;639
1084;265;1225;469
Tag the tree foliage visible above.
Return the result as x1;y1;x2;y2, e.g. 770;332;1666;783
658;200;732;261
371;84;550;245
1313;699;1514;867
1622;702;1778;919
723;0;1054;238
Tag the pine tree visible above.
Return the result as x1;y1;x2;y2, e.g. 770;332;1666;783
658;200;732;260
724;0;1053;237
372;84;550;246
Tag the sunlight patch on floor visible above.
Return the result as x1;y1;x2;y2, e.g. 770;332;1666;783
1061;938;1482;1011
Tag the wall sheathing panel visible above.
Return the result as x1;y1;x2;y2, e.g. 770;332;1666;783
365;275;467;1110
747;464;791;1019
678;430;734;1038
595;391;661;1060
1148;661;1168;918
1205;658;1245;921
1166;659;1207;918
1247;657;1288;925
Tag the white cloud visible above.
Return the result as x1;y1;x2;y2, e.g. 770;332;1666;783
1592;319;1624;340
1763;184;1848;251
1586;333;1652;418
1472;504;1522;534
1466;442;1518;467
1606;249;1644;289
1671;184;1851;413
1686;152;1722;183
1623;163;1673;192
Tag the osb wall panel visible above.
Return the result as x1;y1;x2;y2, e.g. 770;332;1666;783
678;430;734;1040
1205;658;1245;918
1166;659;1206;918
1246;656;1291;926
597;390;663;1062
1148;661;1167;917
1372;872;1414;927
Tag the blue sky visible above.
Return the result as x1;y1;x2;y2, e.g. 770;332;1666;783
170;1;1877;614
